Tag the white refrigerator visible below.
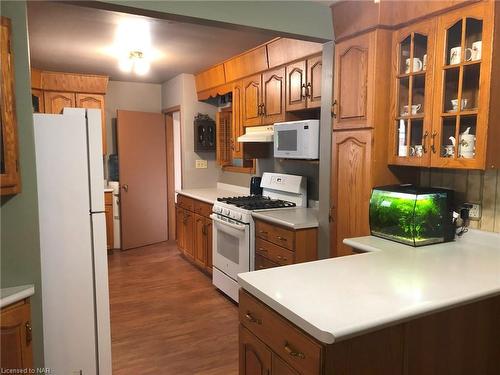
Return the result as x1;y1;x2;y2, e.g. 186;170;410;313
34;108;112;375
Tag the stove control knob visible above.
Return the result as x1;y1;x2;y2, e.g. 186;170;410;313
237;213;243;220
224;209;230;215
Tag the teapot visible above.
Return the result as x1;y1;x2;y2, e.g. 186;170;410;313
459;127;475;159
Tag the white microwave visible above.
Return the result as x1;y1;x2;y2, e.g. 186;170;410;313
273;120;320;159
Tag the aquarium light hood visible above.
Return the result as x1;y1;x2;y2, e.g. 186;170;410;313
237;125;274;142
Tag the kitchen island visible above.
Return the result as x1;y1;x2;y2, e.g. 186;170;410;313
237;230;500;374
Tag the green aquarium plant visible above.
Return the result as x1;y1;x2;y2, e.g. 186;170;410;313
369;185;455;247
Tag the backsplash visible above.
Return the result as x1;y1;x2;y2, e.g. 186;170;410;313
420;169;500;233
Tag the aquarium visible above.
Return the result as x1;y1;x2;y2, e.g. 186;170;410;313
369;185;455;247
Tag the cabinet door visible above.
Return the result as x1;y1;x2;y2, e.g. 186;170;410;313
242;74;262;127
388;19;436;168
194;213;206;267
43;91;76;114
0;17;21;196
205;218;213;272
76;93;107;154
272;354;300;375
306;55;322;109
286;60;307;111
430;3;492;169
176;207;185;252
262;66;286;125
0;301;33;370
232;82;244;159
333;32;374;130
183;210;195;259
239;325;272;375
331;130;372;257
216;110;232;166
105;202;114;250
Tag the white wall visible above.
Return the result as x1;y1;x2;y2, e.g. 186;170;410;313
105;81;162;155
161;74;219;189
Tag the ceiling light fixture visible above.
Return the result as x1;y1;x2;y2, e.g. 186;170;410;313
119;50;150;75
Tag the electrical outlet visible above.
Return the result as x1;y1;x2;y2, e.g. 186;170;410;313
467;203;481;220
195;159;208;169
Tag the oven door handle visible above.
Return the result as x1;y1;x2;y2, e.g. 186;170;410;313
210;214;247;231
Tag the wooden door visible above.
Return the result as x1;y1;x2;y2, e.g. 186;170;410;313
216;110;232;166
430;3;492;170
333;32;374;130
331;130;372;257
183;210;194;259
239;325;272;375
76;93;107;154
117;110;168;250
286;60;307;111
0;17;21;196
306;55;322;109
176;207;185;252
388;19;436;168
272;354;299;375
205;217;213;272
31;89;44;113
262;66;286;124
0;301;33;370
43;91;76;114
194;213;206;267
232;82;244;159
242;74;262;127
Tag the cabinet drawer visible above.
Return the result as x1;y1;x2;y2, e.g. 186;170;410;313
177;194;194;211
104;191;113;205
255;254;280;270
255;220;295;251
194;200;213;217
239;290;322;374
256;238;294;266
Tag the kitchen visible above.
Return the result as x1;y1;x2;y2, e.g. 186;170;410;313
1;1;500;374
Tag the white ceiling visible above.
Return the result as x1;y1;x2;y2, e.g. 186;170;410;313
27;2;277;84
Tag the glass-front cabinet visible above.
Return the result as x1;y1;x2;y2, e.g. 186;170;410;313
389;19;436;167
389;2;498;170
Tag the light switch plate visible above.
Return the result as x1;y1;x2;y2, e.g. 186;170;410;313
195;159;208;169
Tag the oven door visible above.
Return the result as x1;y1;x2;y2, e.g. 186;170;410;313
210;214;250;280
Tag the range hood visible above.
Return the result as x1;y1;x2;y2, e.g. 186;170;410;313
237;125;274;143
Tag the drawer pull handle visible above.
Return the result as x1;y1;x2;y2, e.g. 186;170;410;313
276;236;287;241
259;230;268;235
284;342;305;359
277;255;287;261
245;312;262;325
258;247;267;252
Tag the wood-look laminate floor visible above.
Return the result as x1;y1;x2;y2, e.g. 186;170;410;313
108;241;239;375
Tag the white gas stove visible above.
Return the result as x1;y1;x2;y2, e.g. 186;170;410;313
211;173;307;302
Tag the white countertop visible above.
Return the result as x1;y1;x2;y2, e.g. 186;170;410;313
176;183;249;204
252;208;319;229
1;284;35;308
238;229;500;344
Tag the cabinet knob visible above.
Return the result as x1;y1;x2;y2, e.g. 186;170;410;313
284;342;305;359
245;312;262;325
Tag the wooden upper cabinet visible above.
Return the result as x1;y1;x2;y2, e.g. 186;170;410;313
43;91;76;114
242;74;262;127
225;46;268;83
239;325;272;375
307;55;322;109
195;64;225;92
262;66;286;125
286;60;307;111
388;19;436;168
76;93;106;154
331;130;373;257
0;16;21;196
333;32;374;130
267;38;322;68
31;89;44;113
232;81;244;159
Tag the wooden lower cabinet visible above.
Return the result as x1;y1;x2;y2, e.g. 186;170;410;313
240;290;500;375
176;194;213;273
254;219;317;270
0;299;33;370
105;191;114;250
